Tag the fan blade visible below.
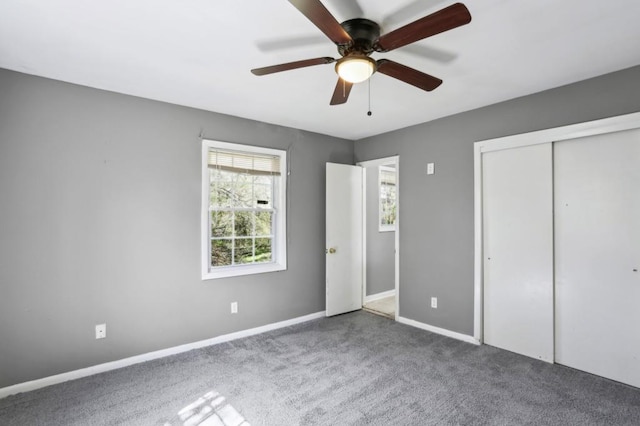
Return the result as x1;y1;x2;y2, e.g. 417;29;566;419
330;78;353;105
288;0;353;46
376;59;442;91
251;57;335;76
375;3;471;52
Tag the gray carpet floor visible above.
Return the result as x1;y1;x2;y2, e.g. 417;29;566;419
1;311;639;425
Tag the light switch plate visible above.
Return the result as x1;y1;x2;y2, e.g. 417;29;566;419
427;163;435;175
95;323;106;339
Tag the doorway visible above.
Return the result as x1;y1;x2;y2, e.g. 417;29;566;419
358;156;399;320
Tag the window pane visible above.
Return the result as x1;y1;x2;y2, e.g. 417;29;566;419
234;238;254;265
381;199;396;226
211;239;232;267
210;169;234;208
233;173;253;208
379;166;397;228
255;238;272;263
381;184;396;226
254;175;272;185
255;211;273;236
254;176;273;208
211;211;232;237
234;211;253;237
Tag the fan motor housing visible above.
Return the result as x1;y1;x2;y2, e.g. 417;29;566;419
338;18;380;56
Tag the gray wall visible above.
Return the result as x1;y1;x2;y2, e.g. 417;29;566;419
3;64;640;389
0;69;353;388
365;165;394;296
354;65;640;336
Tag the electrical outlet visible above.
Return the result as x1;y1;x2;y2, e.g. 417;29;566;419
95;323;106;339
231;302;238;314
431;297;438;309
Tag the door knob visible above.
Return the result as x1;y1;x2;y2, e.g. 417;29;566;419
326;247;337;254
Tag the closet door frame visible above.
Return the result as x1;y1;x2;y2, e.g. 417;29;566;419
473;111;640;346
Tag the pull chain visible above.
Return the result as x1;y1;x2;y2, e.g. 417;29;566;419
367;78;372;116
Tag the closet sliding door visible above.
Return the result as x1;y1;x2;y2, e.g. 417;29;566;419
482;143;554;362
554;129;640;388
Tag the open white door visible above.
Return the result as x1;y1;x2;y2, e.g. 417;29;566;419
326;162;363;317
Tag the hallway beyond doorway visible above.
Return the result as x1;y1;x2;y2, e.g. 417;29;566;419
363;295;394;319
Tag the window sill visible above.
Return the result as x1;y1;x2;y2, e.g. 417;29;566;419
202;262;286;280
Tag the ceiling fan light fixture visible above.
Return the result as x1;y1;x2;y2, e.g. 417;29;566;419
335;56;376;84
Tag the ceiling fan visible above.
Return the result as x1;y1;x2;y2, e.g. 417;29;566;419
251;0;472;105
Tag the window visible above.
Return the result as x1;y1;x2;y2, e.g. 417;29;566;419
379;165;396;231
202;140;287;279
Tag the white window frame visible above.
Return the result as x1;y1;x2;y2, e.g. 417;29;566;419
201;139;287;280
378;165;397;232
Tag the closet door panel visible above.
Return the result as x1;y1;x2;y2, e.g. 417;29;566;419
483;143;554;361
555;129;640;388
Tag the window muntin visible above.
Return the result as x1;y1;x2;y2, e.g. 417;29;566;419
379;165;397;231
202;140;286;279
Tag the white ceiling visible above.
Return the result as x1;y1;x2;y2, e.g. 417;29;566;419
1;0;640;140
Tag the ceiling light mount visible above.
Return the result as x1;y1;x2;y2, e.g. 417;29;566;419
338;19;380;56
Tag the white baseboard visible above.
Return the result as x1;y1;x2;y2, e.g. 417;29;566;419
397;316;480;345
0;311;326;399
364;289;395;304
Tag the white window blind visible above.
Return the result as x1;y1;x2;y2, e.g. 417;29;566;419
380;167;396;186
208;149;281;176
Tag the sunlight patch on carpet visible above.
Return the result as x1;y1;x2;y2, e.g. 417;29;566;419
164;390;250;426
